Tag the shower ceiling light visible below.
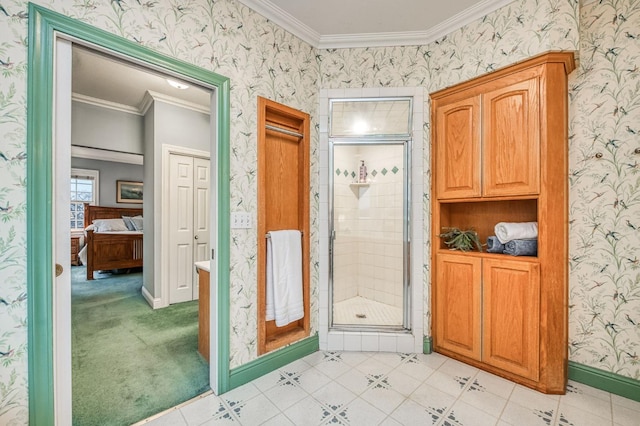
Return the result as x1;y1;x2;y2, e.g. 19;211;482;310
352;119;368;134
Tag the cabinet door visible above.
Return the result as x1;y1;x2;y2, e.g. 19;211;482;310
482;258;540;380
482;78;540;196
435;253;482;360
435;96;481;199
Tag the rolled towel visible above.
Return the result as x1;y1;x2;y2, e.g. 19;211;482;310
494;222;538;244
486;236;505;253
503;239;538;256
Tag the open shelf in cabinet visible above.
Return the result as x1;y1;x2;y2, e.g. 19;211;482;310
436;199;538;252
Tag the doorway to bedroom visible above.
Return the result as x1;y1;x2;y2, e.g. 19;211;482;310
63;42;212;425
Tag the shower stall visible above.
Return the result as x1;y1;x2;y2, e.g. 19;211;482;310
329;98;412;331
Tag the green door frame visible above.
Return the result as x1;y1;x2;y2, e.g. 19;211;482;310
26;4;231;424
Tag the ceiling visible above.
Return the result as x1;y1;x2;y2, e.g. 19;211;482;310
72;46;211;110
238;0;515;48
72;0;515;109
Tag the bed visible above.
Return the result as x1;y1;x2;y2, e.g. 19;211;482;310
83;203;144;280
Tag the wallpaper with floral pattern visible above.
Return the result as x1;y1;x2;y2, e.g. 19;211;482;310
0;0;638;423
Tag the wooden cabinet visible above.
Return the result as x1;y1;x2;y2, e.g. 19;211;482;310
71;236;80;266
431;52;574;394
482;78;540;196
482;258;540;381
435;254;481;360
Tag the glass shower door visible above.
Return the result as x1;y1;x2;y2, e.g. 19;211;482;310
330;141;408;329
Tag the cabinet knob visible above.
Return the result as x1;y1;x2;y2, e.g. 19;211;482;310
194;235;199;240
634;148;640;155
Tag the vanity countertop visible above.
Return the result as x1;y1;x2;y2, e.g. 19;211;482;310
194;260;210;272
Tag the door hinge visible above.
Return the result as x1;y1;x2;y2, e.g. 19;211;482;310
211;249;215;259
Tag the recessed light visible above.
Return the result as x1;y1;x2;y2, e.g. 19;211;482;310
166;79;189;90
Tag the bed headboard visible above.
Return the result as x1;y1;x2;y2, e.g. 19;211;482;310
83;203;143;229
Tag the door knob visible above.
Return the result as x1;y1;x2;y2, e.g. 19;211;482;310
55;264;63;277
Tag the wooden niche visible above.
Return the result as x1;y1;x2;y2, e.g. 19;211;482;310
257;97;310;355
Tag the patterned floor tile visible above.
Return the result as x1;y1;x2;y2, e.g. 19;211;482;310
179;394;226;425
334;365;372;395
391;398;443;426
142;409;187;426
409;382;457;415
283;395;327;426
557;401;612;426
442;399;499;426
312;381;358;407
360;384;406;414
229;394;280;426
144;352;630;426
612;403;640;426
295;366;333;394
423;370;472;398
338;397;387;425
500;400;559;426
559;387;613;420
459;382;508;418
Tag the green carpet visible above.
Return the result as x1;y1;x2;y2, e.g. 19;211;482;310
71;266;209;426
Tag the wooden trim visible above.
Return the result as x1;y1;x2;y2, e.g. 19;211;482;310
257;96;310;356
230;335;318;390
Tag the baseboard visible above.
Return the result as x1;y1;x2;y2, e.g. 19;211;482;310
568;361;640;402
229;334;319;390
423;336;432;354
141;286;162;309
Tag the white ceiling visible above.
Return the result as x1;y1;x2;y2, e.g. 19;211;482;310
238;0;516;48
72;46;211;110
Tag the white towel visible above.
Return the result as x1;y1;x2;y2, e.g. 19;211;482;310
494;222;538;244
266;230;304;327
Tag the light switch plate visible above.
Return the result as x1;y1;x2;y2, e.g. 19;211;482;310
231;211;251;229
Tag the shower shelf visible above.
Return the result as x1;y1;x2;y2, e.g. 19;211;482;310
349;182;370;198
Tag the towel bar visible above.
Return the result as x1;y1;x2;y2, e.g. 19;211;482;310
265;231;304;239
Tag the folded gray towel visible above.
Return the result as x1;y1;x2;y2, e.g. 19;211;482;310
486;236;505;253
504;239;538;256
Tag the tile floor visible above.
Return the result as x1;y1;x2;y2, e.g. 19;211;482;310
141;351;640;426
333;296;403;326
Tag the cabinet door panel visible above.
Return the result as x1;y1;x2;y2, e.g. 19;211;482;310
482;258;540;380
435;96;481;199
483;78;540;196
435;254;482;360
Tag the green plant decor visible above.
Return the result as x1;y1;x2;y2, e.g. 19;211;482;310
439;227;484;252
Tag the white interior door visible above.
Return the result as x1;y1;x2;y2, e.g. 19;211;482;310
192;157;210;299
54;37;73;425
169;154;195;304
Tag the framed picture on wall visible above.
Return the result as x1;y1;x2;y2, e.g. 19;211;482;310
116;180;143;204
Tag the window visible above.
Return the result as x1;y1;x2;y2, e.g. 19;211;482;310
71;168;99;231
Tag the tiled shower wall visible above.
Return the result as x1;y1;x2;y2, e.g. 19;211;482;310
333;145;404;310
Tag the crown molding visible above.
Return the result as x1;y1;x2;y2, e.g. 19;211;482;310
72;93;141;115
71;145;144;165
239;0;516;49
139;90;210;116
236;0;320;47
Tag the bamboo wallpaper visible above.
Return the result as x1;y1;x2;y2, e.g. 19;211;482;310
1;0;639;423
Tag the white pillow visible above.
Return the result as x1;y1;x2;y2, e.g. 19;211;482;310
92;218;128;232
130;215;143;231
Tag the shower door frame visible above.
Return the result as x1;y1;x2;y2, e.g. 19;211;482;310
329;138;412;332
